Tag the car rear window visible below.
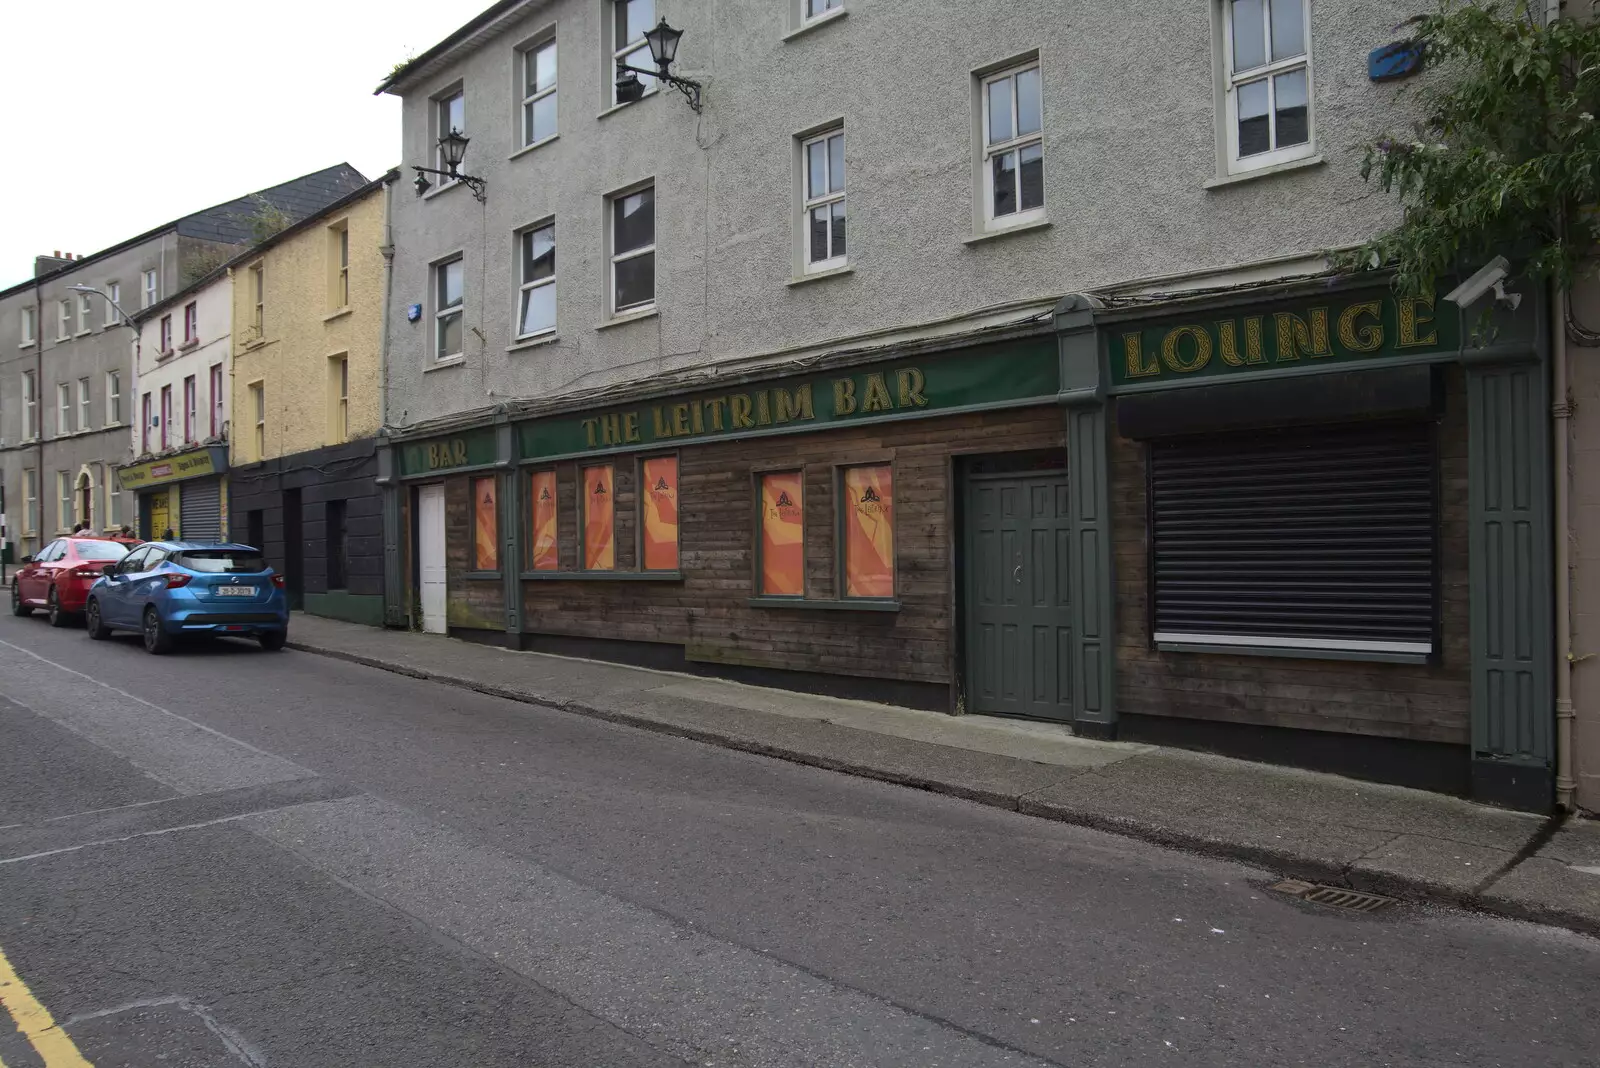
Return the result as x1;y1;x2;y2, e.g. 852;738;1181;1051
73;540;131;561
174;550;268;573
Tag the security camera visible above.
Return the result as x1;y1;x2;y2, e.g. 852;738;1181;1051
1444;256;1520;309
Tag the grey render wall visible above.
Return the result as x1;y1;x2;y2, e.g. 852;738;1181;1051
384;0;1424;430
0;234;181;552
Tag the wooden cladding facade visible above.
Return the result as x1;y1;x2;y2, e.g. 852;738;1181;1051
437;405;1069;704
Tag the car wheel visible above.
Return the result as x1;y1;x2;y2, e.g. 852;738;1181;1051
11;582;30;617
142;606;173;655
258;630;287;652
86;599;111;641
47;586;70;628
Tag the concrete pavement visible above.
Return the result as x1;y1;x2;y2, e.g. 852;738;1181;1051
285;613;1600;934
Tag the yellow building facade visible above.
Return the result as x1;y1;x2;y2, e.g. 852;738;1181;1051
228;172;394;625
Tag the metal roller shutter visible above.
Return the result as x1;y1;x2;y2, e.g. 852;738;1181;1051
179;479;222;542
1148;420;1436;655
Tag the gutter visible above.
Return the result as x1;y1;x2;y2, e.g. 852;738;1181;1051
378;175;396;433
1554;283;1576;811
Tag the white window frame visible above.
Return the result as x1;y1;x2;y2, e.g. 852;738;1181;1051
77;294;92;335
57;299;71;341
434;88;465;187
107;465;121;526
249;381;265;461
249;264;264;336
183;301;198;344
19;305;34;345
77;377;90;432
980;59;1046;231
57;383;72;436
335;224;350;308
606;182;656;317
183;375;197;443
336;356;349;442
23;469;37;535
515;219;557;340
209;364;224;438
142;269;158;308
799;127;847;274
105;282;120;326
802;0;843;25
433;255;465;360
22;371;37;440
57;471;71;533
609;0;657;108
1220;0;1314;175
106;370;122;426
520;36;558;148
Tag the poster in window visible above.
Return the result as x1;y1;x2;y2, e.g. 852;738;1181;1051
473;476;498;572
843;465;894;597
641;456;679;570
582;464;615;570
760;472;804;596
529;470;558;570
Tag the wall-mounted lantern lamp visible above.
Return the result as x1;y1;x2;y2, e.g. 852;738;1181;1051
615;18;703;113
412;129;487;203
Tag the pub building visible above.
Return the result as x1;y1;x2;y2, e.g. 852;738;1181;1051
379;275;1557;810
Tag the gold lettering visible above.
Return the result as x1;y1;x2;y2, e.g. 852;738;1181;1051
861;373;893;412
582;419;599;448
1160;325;1213;373
1218;318;1264;366
1397;296;1438;348
704;397;727;431
652;406;673;438
897;368;929;407
690;401;704;434
622;411;641;443
428;443;441;468
834;378;857;416
1337;301;1384;352
1273;310;1332;362
1123;332;1160;378
773;384;814;423
672;403;691;436
452;440;467;464
756;391;772;425
600;414;621;446
731;394;755;429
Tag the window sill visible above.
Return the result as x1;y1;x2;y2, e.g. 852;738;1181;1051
787;264;854;288
242;337;267;351
596;306;658;331
1153;639;1429;665
1204;153;1325;190
177;339;199;352
747;597;901;613
522;570;684;581
783;6;847;40
421;179;467;202
425;355;466;373
597;91;658;120
18;340;35;348
155;349;176;360
323;307;353;323
964;217;1052;246
508;332;559;354
509;135;559;160
464;571;502;581
75;330;93;338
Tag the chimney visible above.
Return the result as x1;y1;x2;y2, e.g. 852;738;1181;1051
35;252;71;277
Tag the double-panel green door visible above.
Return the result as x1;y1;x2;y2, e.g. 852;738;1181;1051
963;473;1073;722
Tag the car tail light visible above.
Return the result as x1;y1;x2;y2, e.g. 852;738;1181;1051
164;574;192;589
70;565;103;579
271;575;286;589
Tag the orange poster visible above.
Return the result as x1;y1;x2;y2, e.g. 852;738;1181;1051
582;464;615;570
641;456;679;570
529;470;558;570
760;472;804;596
843;465;894;597
473;477;498;571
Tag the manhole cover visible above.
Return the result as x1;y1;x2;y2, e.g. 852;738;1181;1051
1269;879;1397;913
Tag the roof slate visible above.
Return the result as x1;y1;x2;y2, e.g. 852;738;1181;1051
175;164;369;246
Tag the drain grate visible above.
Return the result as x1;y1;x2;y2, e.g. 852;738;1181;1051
1269;879;1397;913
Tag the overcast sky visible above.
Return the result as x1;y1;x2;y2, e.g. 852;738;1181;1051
0;0;471;289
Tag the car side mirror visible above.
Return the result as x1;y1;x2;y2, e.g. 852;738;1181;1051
101;564;119;578
19;555;31;564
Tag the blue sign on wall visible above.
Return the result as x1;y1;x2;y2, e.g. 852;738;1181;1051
407;303;422;322
1369;40;1424;82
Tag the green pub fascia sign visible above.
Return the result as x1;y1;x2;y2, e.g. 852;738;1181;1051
398;427;497;478
518;338;1059;460
1109;291;1459;389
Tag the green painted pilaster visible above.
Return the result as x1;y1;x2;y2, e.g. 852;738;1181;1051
376;442;405;627
498;425;522;635
1463;295;1555;809
1056;295;1115;732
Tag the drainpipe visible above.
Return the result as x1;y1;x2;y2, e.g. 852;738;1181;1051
1554;284;1576;811
33;277;43;548
378;176;396;431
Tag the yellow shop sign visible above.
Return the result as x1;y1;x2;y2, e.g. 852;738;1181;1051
117;446;225;490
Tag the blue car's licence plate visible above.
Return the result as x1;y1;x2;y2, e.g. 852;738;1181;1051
216;586;256;597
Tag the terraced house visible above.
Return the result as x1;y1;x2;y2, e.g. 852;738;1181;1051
374;0;1560;808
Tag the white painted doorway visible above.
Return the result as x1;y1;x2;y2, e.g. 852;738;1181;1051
418;484;448;634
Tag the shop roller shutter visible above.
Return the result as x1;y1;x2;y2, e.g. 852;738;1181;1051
179;479;222;542
1148;420;1435;654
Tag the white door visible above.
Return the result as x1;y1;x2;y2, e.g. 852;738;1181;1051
418;484;448;634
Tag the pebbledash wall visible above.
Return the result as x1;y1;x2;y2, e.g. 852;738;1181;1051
385;277;1556;808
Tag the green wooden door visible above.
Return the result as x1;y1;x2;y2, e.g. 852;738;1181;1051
963;473;1073;721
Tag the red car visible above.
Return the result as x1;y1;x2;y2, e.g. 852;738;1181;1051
12;536;132;627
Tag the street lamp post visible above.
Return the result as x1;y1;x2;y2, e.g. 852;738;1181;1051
615;18;703;113
67;284;136;330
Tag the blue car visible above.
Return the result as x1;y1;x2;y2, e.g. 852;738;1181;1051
85;541;289;655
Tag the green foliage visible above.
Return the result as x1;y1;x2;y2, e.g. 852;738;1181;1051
245;195;294;244
181;244;233;287
1345;1;1600;298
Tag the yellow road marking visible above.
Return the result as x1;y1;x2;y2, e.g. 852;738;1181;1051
0;938;93;1067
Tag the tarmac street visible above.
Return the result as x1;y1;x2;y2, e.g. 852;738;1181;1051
0;613;1597;1067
